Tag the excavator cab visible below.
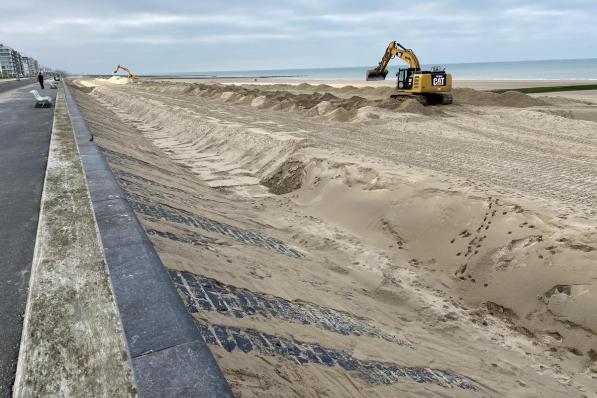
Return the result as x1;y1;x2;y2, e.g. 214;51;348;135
397;68;415;90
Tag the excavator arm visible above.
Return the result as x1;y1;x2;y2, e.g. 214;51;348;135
366;41;421;81
113;64;139;81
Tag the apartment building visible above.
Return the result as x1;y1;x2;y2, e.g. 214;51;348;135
0;44;20;77
21;56;40;77
0;43;42;78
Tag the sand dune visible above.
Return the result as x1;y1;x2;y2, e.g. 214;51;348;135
70;78;597;397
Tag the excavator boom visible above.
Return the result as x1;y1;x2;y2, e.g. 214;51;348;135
113;64;139;81
366;41;420;81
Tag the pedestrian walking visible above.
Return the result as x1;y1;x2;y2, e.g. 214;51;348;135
37;72;44;90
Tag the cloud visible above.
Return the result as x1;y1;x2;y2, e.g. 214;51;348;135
0;0;595;73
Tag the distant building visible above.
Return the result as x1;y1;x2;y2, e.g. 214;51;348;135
29;58;40;76
0;43;44;78
22;56;30;77
0;44;22;78
15;51;24;77
21;56;39;77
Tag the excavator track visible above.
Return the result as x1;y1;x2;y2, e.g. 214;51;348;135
440;93;453;105
389;93;428;106
389;93;453;106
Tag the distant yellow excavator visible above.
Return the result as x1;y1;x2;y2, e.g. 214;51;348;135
366;41;453;105
113;64;139;82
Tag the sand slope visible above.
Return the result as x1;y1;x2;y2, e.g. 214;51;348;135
70;78;597;397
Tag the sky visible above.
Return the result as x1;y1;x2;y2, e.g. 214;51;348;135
1;0;596;74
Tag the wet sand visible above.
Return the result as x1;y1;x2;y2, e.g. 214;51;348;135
69;76;597;397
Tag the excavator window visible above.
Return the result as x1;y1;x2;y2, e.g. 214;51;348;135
397;68;413;90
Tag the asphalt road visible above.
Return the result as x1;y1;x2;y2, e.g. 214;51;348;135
0;83;56;397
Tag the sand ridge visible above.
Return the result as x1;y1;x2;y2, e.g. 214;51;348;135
70;78;597;397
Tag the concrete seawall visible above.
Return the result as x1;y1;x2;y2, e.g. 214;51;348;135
14;86;137;396
14;83;232;397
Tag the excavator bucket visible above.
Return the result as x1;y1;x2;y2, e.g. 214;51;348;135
366;68;389;81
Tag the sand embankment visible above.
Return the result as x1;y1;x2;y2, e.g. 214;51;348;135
69;77;597;397
150;77;597;91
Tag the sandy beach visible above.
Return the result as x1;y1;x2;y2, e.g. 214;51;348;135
151;77;597;91
68;76;597;397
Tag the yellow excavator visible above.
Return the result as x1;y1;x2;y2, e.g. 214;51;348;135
366;41;453;105
113;64;139;82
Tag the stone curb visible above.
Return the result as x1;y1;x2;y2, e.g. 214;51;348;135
63;82;233;398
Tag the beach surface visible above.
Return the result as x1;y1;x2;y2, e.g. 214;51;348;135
150;77;597;91
68;76;597;397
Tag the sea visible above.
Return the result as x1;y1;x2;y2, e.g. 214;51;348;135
162;58;597;81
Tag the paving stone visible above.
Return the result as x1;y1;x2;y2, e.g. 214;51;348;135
85;168;127;202
171;270;412;348
113;168;191;198
127;199;303;258
194;320;476;391
93;199;149;249
145;228;213;251
133;341;234;398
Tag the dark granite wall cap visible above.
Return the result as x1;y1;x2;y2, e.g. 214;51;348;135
63;82;233;397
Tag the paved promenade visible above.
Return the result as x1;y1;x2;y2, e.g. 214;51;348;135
0;83;56;397
0;79;35;95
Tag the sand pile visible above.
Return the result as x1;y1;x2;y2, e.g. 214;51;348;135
75;79;98;88
333;84;396;99
233;82;397;100
255;84;549;109
454;88;549;107
89;84;310;197
260;159;305;194
137;81;435;121
69;77;130;89
396;99;431;114
70;79;597;396
105;76;130;85
68;79;95;93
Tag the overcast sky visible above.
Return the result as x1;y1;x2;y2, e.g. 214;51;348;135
1;0;596;74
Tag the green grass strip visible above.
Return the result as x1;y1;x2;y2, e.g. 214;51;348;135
492;84;597;94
